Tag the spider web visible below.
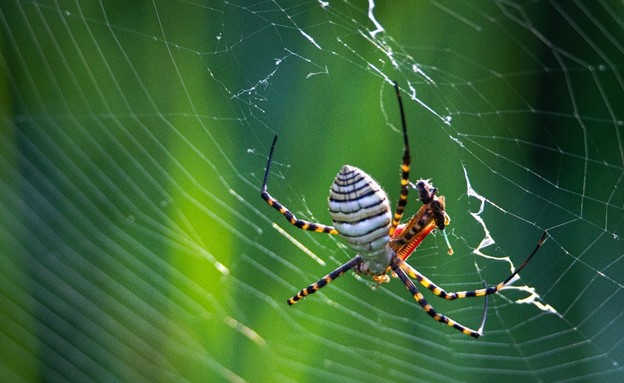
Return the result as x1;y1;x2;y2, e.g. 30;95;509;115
1;1;623;382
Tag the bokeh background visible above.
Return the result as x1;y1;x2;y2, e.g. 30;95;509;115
1;1;623;382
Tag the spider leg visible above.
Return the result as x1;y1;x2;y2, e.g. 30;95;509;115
391;259;484;338
398;231;547;300
261;135;338;235
288;255;362;305
389;82;411;236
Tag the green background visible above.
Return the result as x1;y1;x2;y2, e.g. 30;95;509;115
1;1;623;382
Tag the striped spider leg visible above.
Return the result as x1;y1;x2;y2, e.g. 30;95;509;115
397;230;548;304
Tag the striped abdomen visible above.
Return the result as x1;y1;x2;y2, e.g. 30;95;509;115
328;165;392;254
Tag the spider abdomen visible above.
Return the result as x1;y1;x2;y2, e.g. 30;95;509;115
328;165;392;253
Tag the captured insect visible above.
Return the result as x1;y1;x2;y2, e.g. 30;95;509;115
260;82;547;338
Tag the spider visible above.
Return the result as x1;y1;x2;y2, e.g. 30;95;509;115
260;82;547;338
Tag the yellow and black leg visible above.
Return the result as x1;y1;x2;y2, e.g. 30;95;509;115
288;255;362;305
391;259;487;338
261;135;338;235
399;231;547;300
389;81;411;236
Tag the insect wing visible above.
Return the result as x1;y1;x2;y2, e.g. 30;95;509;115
390;204;438;261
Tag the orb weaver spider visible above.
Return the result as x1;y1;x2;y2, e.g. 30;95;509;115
261;82;547;338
